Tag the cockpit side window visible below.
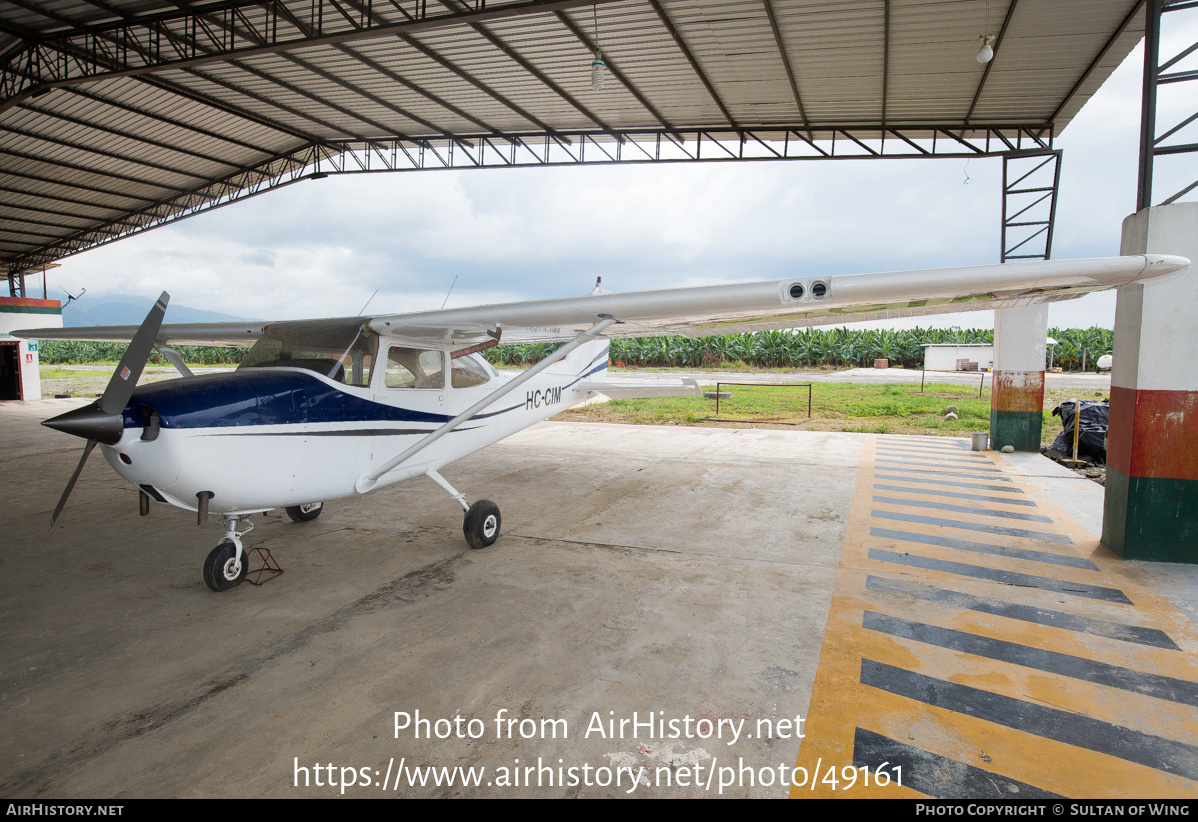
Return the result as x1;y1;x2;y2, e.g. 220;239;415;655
238;321;378;387
386;347;444;389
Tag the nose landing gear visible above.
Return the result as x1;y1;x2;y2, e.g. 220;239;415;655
203;516;254;592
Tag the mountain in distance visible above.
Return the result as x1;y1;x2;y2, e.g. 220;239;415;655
52;292;257;327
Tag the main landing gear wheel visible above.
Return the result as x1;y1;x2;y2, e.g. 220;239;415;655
285;502;323;522
463;500;501;550
204;539;248;592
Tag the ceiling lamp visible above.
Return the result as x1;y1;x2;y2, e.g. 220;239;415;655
976;34;995;64
591;52;606;90
590;6;605;90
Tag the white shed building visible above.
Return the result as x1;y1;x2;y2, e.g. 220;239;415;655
921;343;994;372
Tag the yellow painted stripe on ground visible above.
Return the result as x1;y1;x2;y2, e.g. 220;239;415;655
791;435;1198;799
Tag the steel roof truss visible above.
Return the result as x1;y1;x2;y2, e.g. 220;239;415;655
2;0;629;109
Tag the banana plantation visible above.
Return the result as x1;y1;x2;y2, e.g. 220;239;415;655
38;340;245;366
37;326;1114;372
483;326;1114;372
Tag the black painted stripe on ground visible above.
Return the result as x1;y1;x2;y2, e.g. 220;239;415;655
851;727;1064;799
865;576;1178;650
874;483;1039;507
880;439;970;450
876;447;991;462
872;510;1073;544
874;474;1024;494
869;527;1097;570
873;496;1054;523
863;611;1198;707
859;660;1198;781
868;549;1133;604
876;448;991;463
876;466;1014;481
877;458;1003;473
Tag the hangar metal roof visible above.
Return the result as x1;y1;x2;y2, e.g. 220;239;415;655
1;0;1148;276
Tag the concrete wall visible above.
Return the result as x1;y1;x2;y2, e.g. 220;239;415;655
1104;203;1198;562
0;298;62;400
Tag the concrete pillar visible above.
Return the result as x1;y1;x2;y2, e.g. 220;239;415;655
990;303;1049;451
1103;203;1198;562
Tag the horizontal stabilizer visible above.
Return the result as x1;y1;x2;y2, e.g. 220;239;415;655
575;378;702;399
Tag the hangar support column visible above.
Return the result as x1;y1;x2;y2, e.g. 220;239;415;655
1102;203;1198;562
989;304;1049;452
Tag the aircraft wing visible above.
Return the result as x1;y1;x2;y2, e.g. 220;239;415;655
13;321;272;347
367;254;1188;345
15;255;1187;347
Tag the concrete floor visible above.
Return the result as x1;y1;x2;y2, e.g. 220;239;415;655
0;400;857;798
2;399;1196;799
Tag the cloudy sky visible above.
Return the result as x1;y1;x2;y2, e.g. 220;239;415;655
51;12;1198;330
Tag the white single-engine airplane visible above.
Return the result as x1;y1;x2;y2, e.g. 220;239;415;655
18;255;1188;591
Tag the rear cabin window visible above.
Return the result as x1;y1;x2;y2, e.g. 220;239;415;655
451;355;492;388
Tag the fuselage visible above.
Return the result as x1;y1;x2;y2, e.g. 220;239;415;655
102;341;609;516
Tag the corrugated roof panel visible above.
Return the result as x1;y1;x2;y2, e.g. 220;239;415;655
0;0;1152;271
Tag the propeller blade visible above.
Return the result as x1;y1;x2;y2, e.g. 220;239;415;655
49;439;97;530
98;291;169;416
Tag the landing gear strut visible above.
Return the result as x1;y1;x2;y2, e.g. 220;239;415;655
203;516;253;592
426;469;501;550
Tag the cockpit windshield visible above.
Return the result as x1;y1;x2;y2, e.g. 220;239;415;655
238;320;379;387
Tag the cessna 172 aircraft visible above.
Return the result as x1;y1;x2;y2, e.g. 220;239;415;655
18;254;1188;592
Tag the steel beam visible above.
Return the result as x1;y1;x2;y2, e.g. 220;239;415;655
5;125;1056;276
1001;149;1061;262
646;0;736;128
760;0;808;136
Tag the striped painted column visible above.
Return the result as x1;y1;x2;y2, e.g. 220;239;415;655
989;303;1048;452
1102;203;1198;562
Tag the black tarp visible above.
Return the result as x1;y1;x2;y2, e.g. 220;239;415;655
1049;399;1109;464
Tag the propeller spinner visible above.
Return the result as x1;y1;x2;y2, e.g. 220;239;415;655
44;292;169;529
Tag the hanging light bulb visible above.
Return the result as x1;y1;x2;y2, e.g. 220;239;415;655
976;35;995;64
589;5;605;91
591;50;606;90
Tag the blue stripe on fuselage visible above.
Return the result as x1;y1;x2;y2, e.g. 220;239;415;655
122;358;610;432
122;370;454;430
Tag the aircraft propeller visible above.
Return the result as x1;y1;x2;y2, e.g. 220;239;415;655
43;292;170;529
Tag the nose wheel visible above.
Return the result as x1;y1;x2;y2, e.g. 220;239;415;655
203;516;254;592
204;539;247;591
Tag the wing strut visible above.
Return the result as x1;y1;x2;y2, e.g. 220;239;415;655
356;316;616;493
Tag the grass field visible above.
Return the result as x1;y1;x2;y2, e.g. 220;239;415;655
559;381;1106;446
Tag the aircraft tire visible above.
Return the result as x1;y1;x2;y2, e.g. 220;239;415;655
463;500;501;550
285;502;323;523
203;539;248;592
